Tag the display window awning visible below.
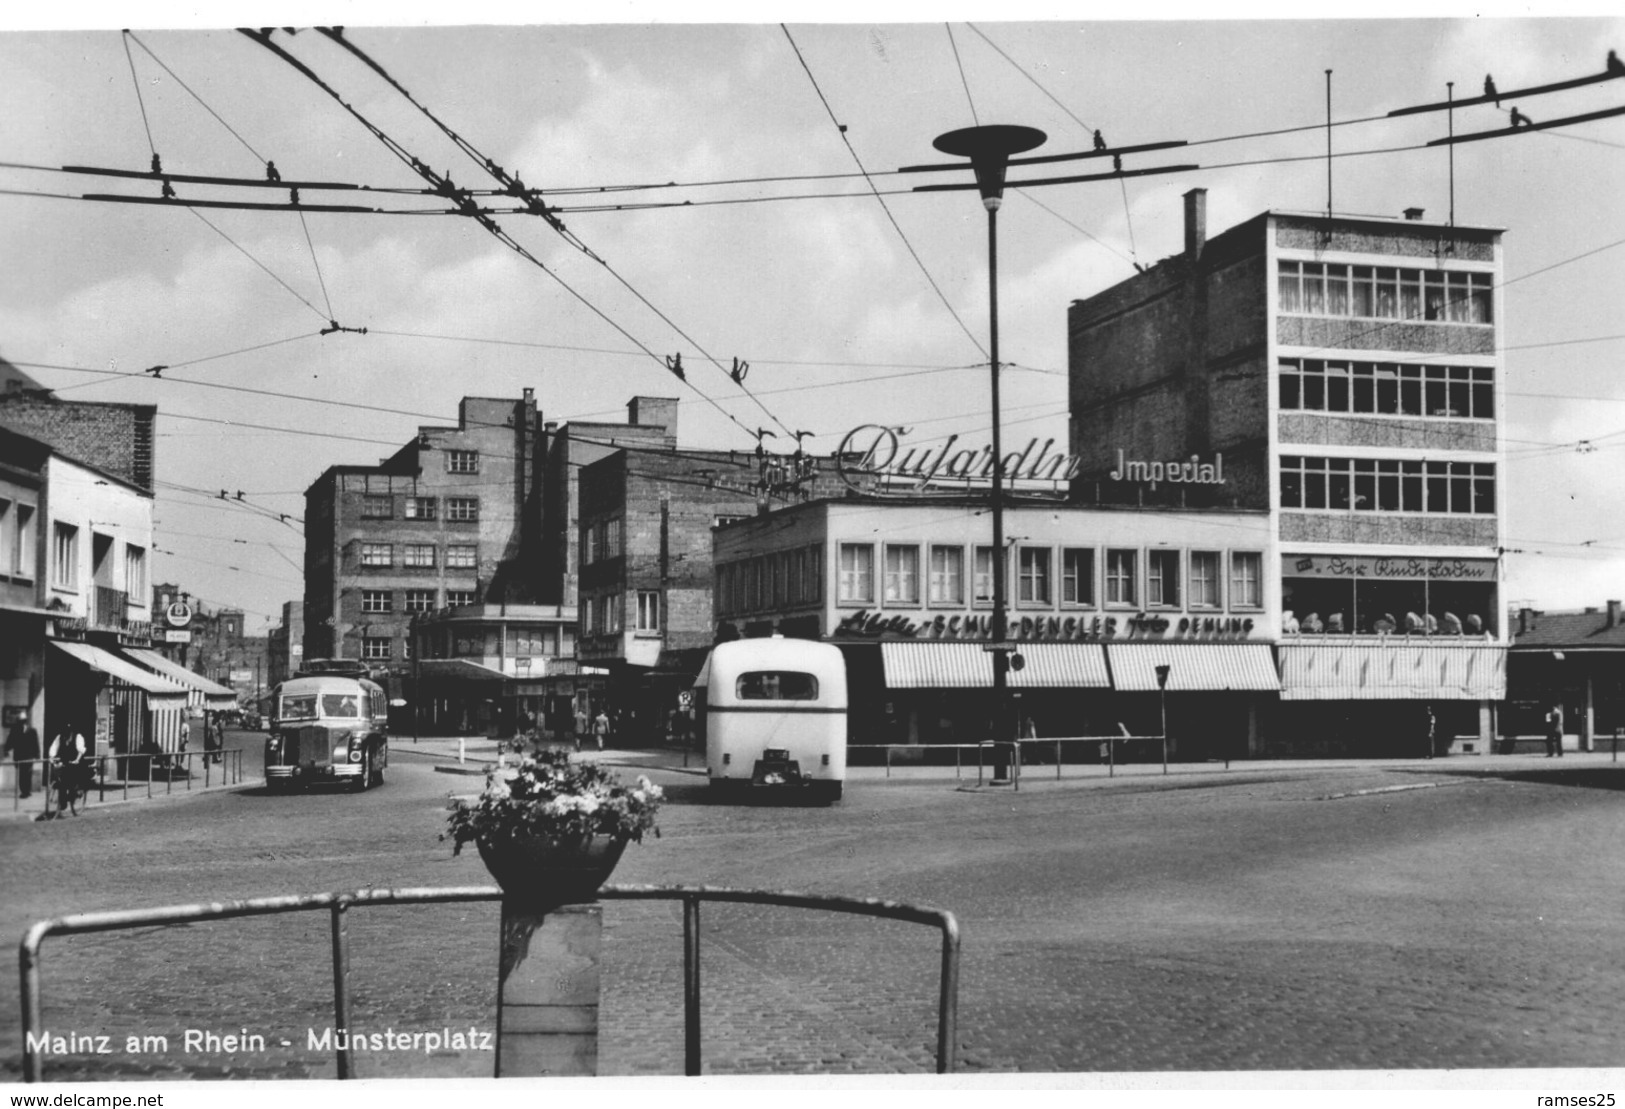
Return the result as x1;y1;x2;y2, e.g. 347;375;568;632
416;658;509;683
123;648;238;708
880;642;1111;689
50;640;189;705
1107;643;1282;692
1278;642;1506;701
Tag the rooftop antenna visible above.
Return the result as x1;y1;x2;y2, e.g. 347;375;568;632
1447;81;1456;226
1324;69;1334;221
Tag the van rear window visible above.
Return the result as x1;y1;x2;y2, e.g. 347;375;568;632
736;671;819;700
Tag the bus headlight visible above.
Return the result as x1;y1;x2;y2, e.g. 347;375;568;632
349;745;364;762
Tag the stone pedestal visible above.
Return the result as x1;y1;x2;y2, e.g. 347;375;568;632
495;902;601;1077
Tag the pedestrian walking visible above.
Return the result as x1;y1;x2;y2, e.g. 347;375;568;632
205;713;224;765
593;709;610;752
573;706;588;753
4;717;42;798
1545;702;1564;758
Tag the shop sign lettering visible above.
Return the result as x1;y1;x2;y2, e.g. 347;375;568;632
832;608;1255;641
835;424;1081;496
1285;556;1494;580
1109;449;1225;488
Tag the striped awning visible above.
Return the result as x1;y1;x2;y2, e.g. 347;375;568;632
1107;643;1282;692
50;641;189;705
1278;642;1506;701
123;648;239;708
880;642;1110;689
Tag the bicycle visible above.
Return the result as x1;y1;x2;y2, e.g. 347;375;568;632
46;760;86;817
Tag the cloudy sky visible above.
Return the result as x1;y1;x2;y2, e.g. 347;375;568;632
2;8;1622;631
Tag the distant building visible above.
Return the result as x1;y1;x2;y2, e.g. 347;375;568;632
303;392;546;715
409;601;578;737
1508;602;1625;752
267;600;304;687
0;355;155;493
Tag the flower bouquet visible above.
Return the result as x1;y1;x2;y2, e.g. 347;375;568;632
445;746;662;906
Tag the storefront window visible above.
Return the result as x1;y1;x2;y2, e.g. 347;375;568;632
929;545;963;605
1148;549;1180;608
1106;549;1137;607
1062;548;1095;606
884;545;919;604
973;546;995;605
1189;551;1221;609
1017;547;1051;605
1230;552;1262;609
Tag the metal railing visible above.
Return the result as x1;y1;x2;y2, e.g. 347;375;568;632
19;884;960;1081
879;735;1177;786
5;749;247;815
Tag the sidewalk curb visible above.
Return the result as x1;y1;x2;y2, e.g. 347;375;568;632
0;778;261;823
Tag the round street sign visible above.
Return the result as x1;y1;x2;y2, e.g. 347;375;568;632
165;602;193;628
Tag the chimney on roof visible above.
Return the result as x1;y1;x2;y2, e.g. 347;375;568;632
1519;606;1535;635
1585;606;1599;614
1404;207;1425;220
1609;600;1622;628
1184;188;1207;262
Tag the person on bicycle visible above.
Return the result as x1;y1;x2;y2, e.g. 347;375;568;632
46;727;89;814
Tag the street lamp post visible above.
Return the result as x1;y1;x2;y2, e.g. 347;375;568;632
1155;664;1171;776
930;124;1047;786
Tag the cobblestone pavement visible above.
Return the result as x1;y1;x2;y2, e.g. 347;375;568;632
3;748;1624;1080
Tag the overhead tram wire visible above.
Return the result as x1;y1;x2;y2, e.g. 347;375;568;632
946;24;980;127
312;28;795;443
780;23;988;363
119;31;159;167
238;28;764;448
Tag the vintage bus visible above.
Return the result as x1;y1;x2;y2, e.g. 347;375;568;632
697;637;847;802
264;672;389;792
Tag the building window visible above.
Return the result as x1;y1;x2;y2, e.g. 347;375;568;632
1280;456;1495;515
1148;550;1180;608
360;494;392;519
1279;261;1492;324
1061;548;1095;607
1105;549;1137;607
1230;552;1263;609
446;450;479;474
1017;547;1051;605
973;546;996;605
637;590;662;633
404;589;437;614
9;504;36;580
1278;359;1494;419
446;545;476;569
929;545;963;605
838;543;874;604
51;522;78;589
360;543;392;568
361;590;393;613
1189;551;1221;609
445;589;476;607
124;544;147;598
361;637;392;661
446;497;479;522
405;497;437;520
883;545;920;605
404;544;436;568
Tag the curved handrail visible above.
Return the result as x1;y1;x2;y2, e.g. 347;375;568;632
19;884;958;1080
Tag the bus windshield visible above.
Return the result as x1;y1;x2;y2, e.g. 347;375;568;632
279;693;362;721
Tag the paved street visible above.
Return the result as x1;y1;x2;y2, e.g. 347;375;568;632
3;739;1625;1080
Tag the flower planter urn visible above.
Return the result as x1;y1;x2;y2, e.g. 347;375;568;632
476;833;628;910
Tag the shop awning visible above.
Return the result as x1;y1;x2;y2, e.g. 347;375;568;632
50;640;189;703
880;642;1110;689
122;648;238;708
1278;642;1506;700
416;659;509;683
1107;643;1282;692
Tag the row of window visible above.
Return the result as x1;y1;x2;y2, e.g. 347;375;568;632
1277;261;1493;323
835;544;1264;611
1279;456;1496;514
360;495;480;522
1278;359;1495;420
358;543;479;569
0;499;38;581
359;588;477;614
583;590;663;635
43;521;147;597
714;546;825;619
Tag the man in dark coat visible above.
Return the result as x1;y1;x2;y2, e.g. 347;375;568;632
4;718;42;798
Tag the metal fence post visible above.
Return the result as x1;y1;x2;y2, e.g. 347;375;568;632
330;899;353;1079
935;915;960;1074
683;893;702;1076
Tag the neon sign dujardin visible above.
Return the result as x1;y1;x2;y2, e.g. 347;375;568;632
835;424;1080;497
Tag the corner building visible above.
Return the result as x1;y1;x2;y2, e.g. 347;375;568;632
1069;191;1506;754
